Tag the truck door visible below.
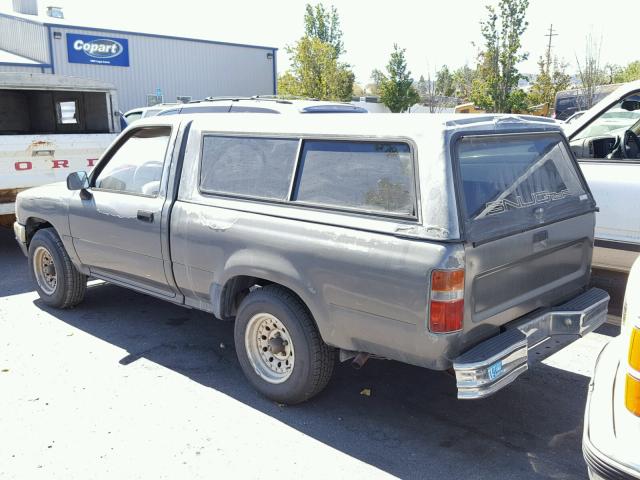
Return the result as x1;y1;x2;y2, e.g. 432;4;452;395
67;125;176;298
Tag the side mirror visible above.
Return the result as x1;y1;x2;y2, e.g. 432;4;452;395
67;171;89;191
621;100;640;112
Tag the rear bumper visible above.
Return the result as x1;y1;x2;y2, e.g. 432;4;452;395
13;221;28;257
453;287;609;399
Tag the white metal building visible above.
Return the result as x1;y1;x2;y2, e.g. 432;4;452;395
0;1;277;111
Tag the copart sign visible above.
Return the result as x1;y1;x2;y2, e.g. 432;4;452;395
66;33;130;67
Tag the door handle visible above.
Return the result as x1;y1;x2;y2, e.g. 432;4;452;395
137;210;154;222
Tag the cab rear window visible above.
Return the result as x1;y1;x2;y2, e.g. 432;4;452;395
456;133;594;242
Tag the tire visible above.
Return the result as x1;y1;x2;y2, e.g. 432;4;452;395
28;228;87;309
234;285;335;404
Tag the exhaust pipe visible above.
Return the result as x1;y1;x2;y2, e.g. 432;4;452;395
351;352;370;370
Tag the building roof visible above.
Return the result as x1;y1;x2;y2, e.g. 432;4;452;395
0;10;277;52
0;48;45;66
0;71;116;90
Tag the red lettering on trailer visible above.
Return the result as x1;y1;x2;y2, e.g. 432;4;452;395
15;161;33;171
87;158;98;167
52;160;69;169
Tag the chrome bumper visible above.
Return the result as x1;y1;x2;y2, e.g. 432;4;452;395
453;288;610;400
13;221;28;257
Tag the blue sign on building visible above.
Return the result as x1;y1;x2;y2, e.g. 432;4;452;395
66;33;130;67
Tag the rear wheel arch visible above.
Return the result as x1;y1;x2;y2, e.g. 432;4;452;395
215;272;329;341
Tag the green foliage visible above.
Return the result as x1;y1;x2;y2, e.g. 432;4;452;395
304;3;345;57
528;55;571;110
278;4;353;101
304;3;344;57
435;65;455;97
374;44;420;113
278;37;354;101
471;0;530;113
612;61;640;83
451;65;476;101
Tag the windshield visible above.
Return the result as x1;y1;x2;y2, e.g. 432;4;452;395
573;94;640;141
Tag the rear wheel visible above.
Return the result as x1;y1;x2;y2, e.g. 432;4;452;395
234;285;335;404
29;228;87;309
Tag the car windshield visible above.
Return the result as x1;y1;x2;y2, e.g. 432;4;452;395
573;93;640;141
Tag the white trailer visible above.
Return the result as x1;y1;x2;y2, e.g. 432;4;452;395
0;72;120;226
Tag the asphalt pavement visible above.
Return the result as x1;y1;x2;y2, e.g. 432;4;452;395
0;227;620;479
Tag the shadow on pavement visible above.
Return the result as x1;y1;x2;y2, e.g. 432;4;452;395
0;228;33;297
32;276;618;480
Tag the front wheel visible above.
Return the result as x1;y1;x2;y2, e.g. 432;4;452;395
29;228;87;309
234;285;335;404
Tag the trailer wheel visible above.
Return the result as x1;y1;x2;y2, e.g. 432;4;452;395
29;228;87;309
234;285;335;404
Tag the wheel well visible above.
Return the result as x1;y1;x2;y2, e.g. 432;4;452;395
25;217;53;244
220;276;310;322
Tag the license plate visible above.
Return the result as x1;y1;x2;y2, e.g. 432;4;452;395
488;361;503;380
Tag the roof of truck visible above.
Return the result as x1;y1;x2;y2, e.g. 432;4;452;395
137;112;563;139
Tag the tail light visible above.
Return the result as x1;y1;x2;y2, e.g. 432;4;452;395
625;374;640;416
429;269;464;333
626;326;640;416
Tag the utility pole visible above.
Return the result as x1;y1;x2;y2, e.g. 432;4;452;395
544;24;558;64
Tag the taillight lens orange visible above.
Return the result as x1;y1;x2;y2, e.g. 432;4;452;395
629;327;640;372
627;327;640;416
430;269;464;333
625;373;640;416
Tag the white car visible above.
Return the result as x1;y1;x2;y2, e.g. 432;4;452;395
564;81;640;272
583;255;640;479
153;96;368;116
122;103;181;124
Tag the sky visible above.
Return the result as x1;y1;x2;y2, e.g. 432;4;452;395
3;0;636;84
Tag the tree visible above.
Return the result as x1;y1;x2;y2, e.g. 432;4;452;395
435;65;455;97
470;0;530;113
613;61;640;83
575;32;606;110
416;75;428;100
352;83;365;97
374;44;420;113
304;3;344;57
278;4;354;101
452;65;476;101
424;70;448;112
278;37;354;101
527;49;571;112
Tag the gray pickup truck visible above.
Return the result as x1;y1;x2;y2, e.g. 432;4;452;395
13;113;609;404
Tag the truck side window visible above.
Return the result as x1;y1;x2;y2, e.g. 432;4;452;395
200;136;298;200
94;127;171;196
294;140;416;216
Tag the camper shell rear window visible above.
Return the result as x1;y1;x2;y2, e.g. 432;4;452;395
455;132;595;243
